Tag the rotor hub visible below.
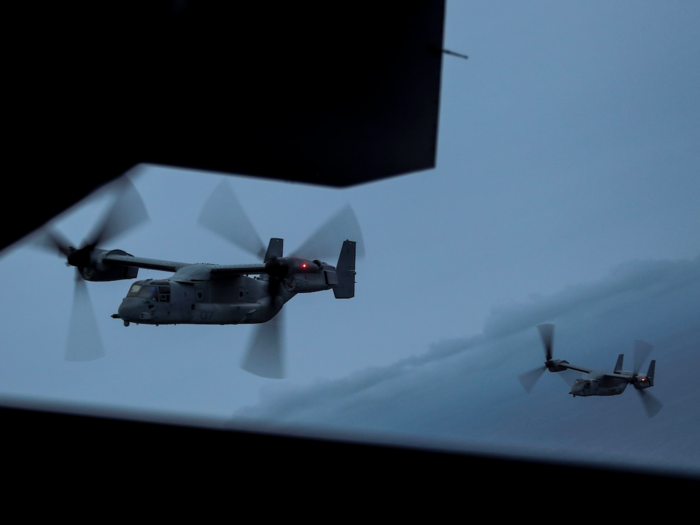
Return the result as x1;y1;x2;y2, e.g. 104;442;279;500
66;244;95;268
264;257;290;280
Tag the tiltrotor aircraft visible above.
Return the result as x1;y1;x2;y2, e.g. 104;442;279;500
519;324;663;417
36;177;363;379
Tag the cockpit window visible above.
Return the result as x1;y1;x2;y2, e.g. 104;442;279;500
127;284;142;297
137;285;159;301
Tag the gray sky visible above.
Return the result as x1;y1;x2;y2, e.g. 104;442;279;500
1;1;699;476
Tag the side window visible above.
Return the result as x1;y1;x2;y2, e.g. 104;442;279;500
158;286;171;303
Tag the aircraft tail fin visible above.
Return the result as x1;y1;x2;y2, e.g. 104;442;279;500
614;354;624;374
264;238;283;262
646;360;656;387
333;240;356;299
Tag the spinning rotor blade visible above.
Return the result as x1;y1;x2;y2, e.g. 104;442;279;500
32;228;73;257
292;204;365;262
537;323;554;361
633;340;653;375
558;369;581;387
31;177;148;262
85;176;149;248
636;388;663;418
242;310;285;379
519;366;546;393
66;270;104;361
199;181;266;260
34;176;147;361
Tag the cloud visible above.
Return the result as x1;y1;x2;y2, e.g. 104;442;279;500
482;256;700;338
231;255;700;476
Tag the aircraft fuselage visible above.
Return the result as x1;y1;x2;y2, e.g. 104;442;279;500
115;262;334;326
569;372;630;397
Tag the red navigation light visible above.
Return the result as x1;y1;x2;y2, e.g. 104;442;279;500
302;263;307;269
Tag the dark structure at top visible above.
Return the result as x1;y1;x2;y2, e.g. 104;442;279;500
6;1;445;251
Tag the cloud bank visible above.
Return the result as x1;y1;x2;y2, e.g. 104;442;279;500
232;255;700;477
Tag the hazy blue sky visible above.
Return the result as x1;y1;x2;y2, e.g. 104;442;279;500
1;1;699;477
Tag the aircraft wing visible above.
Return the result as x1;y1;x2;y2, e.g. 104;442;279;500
103;253;191;273
104;254;267;276
560;362;593;374
600;371;631;380
209;264;268;276
598;372;632;388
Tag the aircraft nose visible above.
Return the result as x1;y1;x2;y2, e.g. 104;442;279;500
118;297;145;321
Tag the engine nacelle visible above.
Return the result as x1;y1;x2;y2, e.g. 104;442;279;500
633;359;655;389
264;257;323;279
546;359;570;373
286;261;338;294
80;249;139;282
633;375;653;389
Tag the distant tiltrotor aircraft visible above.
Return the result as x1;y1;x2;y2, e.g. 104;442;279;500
519;324;662;417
